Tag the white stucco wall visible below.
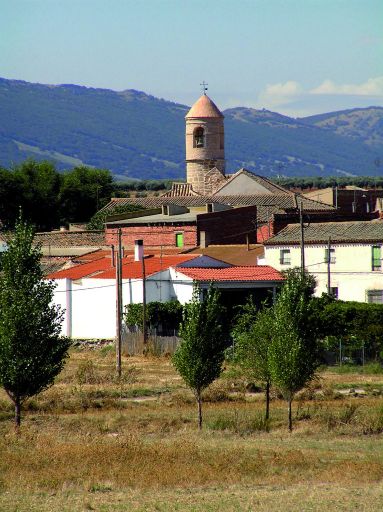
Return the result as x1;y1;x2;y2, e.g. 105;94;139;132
168;268;194;304
51;274;171;340
264;243;383;302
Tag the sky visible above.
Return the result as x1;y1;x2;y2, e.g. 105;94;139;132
1;0;382;117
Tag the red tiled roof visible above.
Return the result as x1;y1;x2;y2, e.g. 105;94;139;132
174;266;284;282
74;250;111;262
96;255;198;279
46;257;114;280
48;255;200;280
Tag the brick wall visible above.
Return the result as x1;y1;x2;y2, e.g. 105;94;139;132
106;224;198;249
197;205;258;245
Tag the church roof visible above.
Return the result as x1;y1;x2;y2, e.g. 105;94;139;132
161;182;202;197
185;94;224;119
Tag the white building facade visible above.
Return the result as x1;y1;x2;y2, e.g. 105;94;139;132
263;221;383;303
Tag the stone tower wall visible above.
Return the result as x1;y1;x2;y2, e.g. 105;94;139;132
186;117;225;194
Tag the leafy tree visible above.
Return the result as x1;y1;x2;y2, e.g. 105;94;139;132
12;159;61;231
59;166;114;223
0;217;71;428
317;299;383;361
172;287;226;429
0;159;63;230
234;301;273;421
268;269;320;431
0;167;22;229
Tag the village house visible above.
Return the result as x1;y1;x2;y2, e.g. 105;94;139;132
262;221;383;303
303;186;383;217
48;244;283;339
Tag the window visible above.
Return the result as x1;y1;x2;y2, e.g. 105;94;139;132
279;249;291;265
372;245;381;271
367;290;383;304
175;233;184;248
324;248;336;264
193;127;204;148
329;287;338;299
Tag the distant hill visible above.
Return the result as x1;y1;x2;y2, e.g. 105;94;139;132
299;107;383;147
0;77;382;179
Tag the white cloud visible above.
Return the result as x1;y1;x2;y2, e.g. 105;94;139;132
310;77;383;96
255;77;383;117
258;80;303;108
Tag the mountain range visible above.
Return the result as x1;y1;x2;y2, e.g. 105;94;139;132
0;77;382;180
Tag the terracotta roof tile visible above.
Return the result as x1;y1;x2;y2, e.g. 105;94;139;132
174;266;284;282
46;257;114;280
35;230;105;248
186;244;264;266
161;183;201;197
101;194;335;213
94;255;198;279
48;255;199;281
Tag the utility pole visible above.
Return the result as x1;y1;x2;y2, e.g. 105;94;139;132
327;237;331;294
142;254;147;346
299;200;305;275
116;228;123;377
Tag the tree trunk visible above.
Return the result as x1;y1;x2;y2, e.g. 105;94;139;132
196;392;202;430
15;397;21;430
288;397;293;432
265;381;270;421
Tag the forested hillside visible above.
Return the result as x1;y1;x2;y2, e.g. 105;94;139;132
0;77;382;179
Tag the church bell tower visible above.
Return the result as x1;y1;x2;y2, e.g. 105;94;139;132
185;88;225;195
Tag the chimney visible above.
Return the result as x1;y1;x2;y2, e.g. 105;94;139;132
200;231;210;248
134;239;144;261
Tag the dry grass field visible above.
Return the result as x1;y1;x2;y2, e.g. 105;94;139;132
1;346;383;511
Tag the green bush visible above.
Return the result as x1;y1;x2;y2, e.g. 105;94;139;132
124;300;183;333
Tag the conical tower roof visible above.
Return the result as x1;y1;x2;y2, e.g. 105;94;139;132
185;94;224;119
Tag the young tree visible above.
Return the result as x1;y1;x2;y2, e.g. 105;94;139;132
234;304;273;421
268;269;319;431
172;287;226;429
0;217;71;428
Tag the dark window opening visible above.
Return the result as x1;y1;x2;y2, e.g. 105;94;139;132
367;290;383;304
280;249;291;265
329;287;338;299
324;248;336;264
193;127;204;148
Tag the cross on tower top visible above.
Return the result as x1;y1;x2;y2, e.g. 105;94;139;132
200;81;208;95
